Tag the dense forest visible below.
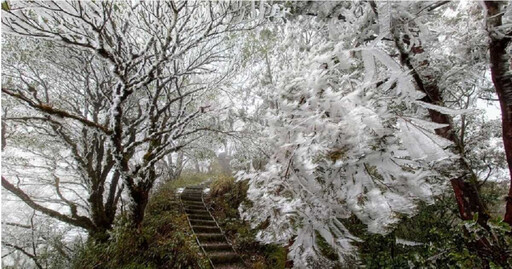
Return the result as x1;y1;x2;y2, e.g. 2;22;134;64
1;1;512;268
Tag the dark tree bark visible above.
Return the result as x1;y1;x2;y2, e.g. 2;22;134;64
484;1;512;228
127;185;150;229
399;50;491;226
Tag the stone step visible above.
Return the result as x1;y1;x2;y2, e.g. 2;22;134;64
182;195;202;199
182;192;202;195
196;233;226;243
201;242;233;252
182;201;204;206
184;205;206;210
182;191;202;194
186;208;210;215
183;185;244;267
183;195;203;199
182;193;203;196
209;251;240;264
182;190;202;193
189;214;214;221
190;219;217;226
181;196;203;201
193;225;221;233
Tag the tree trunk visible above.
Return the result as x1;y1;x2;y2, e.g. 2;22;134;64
392;24;491;228
1;176;96;231
195;159;201;173
88;186;112;242
484;1;512;228
217;152;232;175
128;185;150;229
126;168;156;228
175;151;184;179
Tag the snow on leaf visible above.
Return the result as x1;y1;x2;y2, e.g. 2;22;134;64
376;2;391;42
397;118;451;162
372;49;401;72
415;101;476;116
396;237;424;246
403;117;450;131
362;50;376;84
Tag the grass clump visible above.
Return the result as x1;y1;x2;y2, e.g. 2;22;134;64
72;178;210;269
165;172;212;189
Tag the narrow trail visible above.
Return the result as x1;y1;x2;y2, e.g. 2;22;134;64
181;186;246;269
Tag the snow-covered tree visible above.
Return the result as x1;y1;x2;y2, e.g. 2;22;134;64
235;1;510;267
2;36;122;240
2;0;250;227
2;0;511;267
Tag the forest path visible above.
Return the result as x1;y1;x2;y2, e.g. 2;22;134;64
181;185;246;269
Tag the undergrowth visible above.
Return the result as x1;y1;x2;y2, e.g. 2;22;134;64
72;175;211;269
346;182;512;268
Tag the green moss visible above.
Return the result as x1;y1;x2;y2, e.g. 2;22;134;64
263;244;287;268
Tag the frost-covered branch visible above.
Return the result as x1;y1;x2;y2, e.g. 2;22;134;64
1;87;112;134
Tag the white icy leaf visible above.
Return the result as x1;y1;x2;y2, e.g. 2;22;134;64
503;2;512;25
397;118;451;162
376;2;391;41
362;50;376;84
415;101;475;115
259;0;265;20
347;106;384;136
396;73;425;101
372;49;401;72
334;44;352;70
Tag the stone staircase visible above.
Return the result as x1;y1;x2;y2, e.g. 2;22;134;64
181;186;245;269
